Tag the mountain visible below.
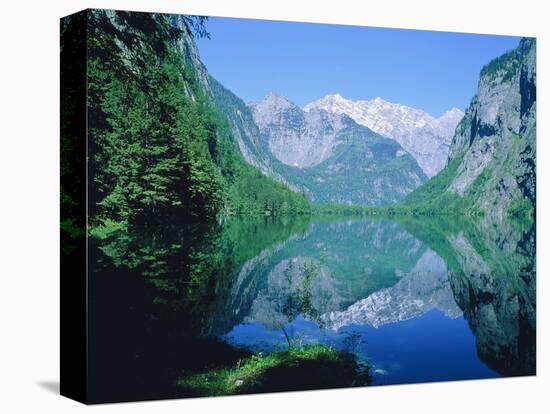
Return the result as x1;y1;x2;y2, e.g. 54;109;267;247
167;14;312;216
208;79;300;191
170;15;430;207
250;93;347;168
304;94;464;177
247;94;427;205
403;38;536;218
169;16;276;178
167;18;430;207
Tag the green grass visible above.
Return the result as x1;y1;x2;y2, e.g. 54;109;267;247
176;344;370;397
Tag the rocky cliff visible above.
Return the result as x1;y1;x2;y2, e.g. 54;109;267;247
416;38;536;218
250;94;348;168
165;14;314;200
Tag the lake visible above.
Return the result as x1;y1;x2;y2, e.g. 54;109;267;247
88;214;536;401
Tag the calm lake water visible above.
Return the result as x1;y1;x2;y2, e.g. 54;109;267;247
88;214;536;402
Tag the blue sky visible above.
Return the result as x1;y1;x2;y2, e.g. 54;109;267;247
196;17;521;117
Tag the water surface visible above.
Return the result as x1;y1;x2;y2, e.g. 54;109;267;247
89;214;536;401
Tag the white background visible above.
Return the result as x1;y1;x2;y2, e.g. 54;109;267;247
0;0;547;412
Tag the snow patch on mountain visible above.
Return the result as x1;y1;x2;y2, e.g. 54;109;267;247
304;94;464;177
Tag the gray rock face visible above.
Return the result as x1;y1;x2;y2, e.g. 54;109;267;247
208;79;299;190
304;94;464;177
166;14;212;95
446;38;536;218
249;94;347;168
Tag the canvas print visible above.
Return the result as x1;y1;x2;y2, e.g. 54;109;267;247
60;9;536;404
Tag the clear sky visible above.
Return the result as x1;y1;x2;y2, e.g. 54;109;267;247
196;17;521;117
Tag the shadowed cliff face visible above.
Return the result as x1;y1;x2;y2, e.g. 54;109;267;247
445;216;535;376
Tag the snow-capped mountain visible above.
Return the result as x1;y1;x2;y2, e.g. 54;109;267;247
247;93;427;206
304;94;464;177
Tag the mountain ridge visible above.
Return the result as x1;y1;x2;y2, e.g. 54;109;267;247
304;94;464;177
246;93;428;205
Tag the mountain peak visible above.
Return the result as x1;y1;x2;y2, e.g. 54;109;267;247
249;93;300;130
325;93;347;101
258;92;296;108
441;107;464;117
303;93;353;112
437;108;465;136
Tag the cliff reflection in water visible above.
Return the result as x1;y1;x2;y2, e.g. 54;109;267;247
445;216;536;377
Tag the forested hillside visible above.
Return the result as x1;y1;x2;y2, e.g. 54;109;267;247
69;10;310;232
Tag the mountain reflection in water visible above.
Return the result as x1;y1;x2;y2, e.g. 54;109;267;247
89;214;535;400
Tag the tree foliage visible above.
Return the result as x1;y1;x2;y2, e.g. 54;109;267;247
85;10;309;228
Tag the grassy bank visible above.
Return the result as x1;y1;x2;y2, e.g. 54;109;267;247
176;344;371;397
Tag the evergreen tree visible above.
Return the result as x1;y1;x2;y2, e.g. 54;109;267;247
80;10;310;230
